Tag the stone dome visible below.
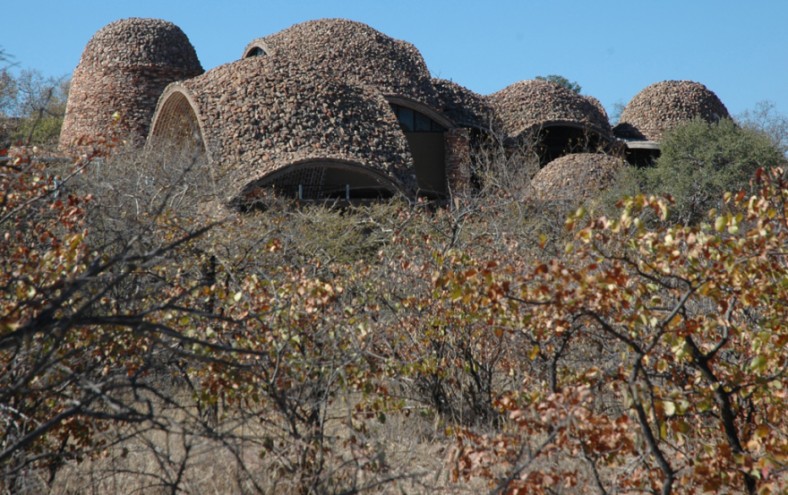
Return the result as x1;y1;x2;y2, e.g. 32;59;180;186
148;55;416;205
531;152;626;203
59;18;203;153
241;19;436;105
488;79;612;140
614;80;730;142
583;95;610;123
431;78;495;130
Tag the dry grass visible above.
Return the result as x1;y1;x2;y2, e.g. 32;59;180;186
43;388;492;495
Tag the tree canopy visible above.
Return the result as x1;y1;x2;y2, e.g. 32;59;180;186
535;74;582;94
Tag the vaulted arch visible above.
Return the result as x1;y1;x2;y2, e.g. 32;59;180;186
148;85;208;160
489;79;613;167
235;159;402;208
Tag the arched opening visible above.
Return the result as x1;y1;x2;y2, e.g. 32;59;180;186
246;46;266;57
235;160;400;209
534;124;607;167
148;89;206;159
242;41;272;59
389;101;450;198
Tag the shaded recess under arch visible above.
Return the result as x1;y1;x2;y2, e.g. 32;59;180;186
489;79;613;167
236;159;400;208
245;45;268;57
533;122;610;166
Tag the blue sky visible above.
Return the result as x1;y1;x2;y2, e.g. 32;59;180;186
4;0;788;119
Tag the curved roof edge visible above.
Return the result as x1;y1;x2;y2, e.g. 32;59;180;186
241;38;274;58
385;94;456;130
147;82;214;163
233;157;407;206
248;157;406;190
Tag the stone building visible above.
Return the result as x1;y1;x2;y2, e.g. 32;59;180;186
488;79;613;166
60;18;203;153
236;19;475;200
149;55;415;206
530;152;626;204
613;80;731;166
60;17;732;207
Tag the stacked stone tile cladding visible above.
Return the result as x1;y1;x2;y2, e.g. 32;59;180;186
431;78;496;131
488;79;612;141
173;55;417;197
242;19;438;106
59;16;733;203
530;152;626;202
59;18;203;153
614;80;730;142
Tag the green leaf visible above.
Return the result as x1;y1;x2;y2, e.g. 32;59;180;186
715;216;726;232
749;355;767;372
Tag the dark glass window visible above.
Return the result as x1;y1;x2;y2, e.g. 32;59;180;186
391;104;445;133
414;111;432;131
396;106;414;131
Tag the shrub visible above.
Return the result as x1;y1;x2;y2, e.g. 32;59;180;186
3;104;786;494
644;117;786;225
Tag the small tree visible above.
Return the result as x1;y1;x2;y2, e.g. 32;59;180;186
0;70;16;116
643;117;786;225
9;70;69;146
451;168;788;494
737;100;788;157
535;74;581;94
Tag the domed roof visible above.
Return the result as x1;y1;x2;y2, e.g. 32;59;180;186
148;55;416;204
74;18;202;69
583;94;610;123
614;80;730;142
488;79;612;140
60;18;203;152
431;78;495;130
531;152;626;202
242;19;436;104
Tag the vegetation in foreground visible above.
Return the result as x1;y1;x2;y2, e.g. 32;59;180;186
1;79;788;495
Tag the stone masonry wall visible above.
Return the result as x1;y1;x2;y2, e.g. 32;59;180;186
59;18;203;154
